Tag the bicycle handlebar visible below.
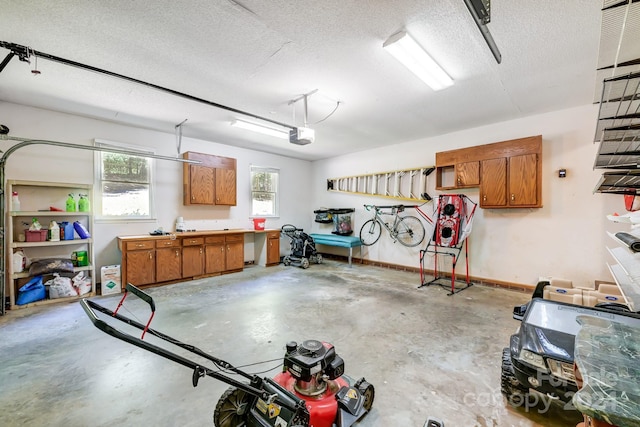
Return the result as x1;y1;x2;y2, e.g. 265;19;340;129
364;204;406;210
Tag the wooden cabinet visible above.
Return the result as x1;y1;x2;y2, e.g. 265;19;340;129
187;165;214;204
254;230;280;267
455;161;480;188
182;237;204;277
508;153;539;206
480;154;539;208
205;236;225;274
125;240;155;286
118;231;245;290
155;239;182;283
204;234;243;274
183;152;237;206
480;158;507;207
215;168;237;205
224;234;245;272
266;231;280;266
436;135;542;209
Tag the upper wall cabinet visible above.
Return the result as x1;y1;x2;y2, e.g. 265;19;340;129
436;135;542;209
183;152;237;206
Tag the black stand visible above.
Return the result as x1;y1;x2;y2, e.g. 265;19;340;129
419;238;473;296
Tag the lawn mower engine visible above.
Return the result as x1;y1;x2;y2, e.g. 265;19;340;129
271;340;374;427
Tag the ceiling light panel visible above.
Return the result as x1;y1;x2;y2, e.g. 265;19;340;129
231;119;289;139
383;31;454;91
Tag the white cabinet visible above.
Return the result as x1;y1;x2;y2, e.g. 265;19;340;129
5;180;95;310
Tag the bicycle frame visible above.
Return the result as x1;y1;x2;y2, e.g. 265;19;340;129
370;206;404;237
360;204;429;247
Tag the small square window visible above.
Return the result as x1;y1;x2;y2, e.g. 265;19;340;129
251;166;279;217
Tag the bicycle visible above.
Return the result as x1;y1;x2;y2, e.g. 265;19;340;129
359;204;427;247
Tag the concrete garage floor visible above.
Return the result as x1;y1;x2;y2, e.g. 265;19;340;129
0;260;583;427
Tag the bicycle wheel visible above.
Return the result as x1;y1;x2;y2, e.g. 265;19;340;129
394;216;425;247
359;219;382;246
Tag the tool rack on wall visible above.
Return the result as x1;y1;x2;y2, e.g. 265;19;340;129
418;194;477;295
327;166;434;201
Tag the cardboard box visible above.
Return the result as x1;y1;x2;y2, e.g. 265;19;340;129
100;265;121;295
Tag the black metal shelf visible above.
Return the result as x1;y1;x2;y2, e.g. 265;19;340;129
593;1;640;192
594;170;640;195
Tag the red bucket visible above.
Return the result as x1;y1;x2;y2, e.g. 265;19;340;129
252;218;266;230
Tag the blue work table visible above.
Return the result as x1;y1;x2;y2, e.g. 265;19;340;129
309;234;362;267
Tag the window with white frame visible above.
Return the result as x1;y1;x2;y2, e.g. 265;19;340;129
250;166;279;217
94;139;155;220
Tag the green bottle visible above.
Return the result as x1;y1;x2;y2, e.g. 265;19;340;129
78;194;90;212
66;193;76;212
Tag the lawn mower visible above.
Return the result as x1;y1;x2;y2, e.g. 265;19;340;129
80;284;374;427
281;224;323;269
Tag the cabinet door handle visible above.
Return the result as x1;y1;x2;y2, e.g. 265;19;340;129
149;252;153;260
221;247;224;253
199;248;203;254
482;194;487;202
176;250;179;257
511;194;515;201
192;195;195;200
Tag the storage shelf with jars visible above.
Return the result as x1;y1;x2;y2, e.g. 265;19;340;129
5;180;95;310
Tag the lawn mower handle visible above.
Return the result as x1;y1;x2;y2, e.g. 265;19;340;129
79;287;300;412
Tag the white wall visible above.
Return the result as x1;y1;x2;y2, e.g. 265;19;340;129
311;104;624;287
1;102;313;273
2;101;627;288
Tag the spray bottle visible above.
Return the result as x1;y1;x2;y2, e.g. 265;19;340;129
66;193;76;212
78;194;90;212
11;191;21;212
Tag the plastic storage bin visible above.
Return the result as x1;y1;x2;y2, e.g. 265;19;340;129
330;208;355;235
25;229;48;242
313;209;333;223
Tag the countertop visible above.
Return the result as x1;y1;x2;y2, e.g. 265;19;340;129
117;228;279;241
572;315;640;427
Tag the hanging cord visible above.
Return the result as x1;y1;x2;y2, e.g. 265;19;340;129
175;119;187;154
312;101;341;125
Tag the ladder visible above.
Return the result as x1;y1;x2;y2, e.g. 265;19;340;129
327;167;435;201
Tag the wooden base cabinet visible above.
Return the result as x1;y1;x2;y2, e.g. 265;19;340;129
182;237;204;277
266;231;280;266
155;239;182;283
205;234;243;274
125;241;155;286
224;234;245;272
118;231;245;290
205;236;225;274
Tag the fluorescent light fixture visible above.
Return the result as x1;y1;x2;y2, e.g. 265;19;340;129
383;31;454;91
231;119;289;139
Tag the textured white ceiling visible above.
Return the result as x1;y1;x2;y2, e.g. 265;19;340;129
0;0;602;160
